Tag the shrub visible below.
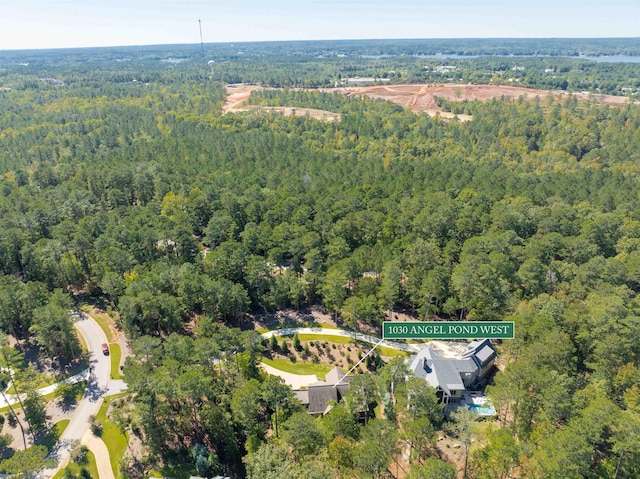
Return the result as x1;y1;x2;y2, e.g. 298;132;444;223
89;415;103;437
72;445;89;465
7;413;17;428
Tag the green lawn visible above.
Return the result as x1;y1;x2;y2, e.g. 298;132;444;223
258;321;340;334
0;380;86;415
52;450;99;479
149;463;197;479
261;357;332;379
13;370;55;390
377;345;410;358
317;323;339;330
96;393;129;477
109;343;122;380
37;419;70;452
470;420;497;436
296;334;353;344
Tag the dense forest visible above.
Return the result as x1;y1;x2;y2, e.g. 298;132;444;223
2;38;640;93
1;39;640;478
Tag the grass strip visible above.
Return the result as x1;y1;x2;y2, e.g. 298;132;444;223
295;334;353;344
261;357;332;379
96;393;129;477
377;345;410;358
52;450;99;479
109;343;122;380
37;419;70;452
149;463;197;479
258;322;340;333
0;382;86;414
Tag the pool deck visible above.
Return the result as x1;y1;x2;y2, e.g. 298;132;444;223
446;392;497;417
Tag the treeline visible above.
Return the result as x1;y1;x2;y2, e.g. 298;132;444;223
124;331;449;479
3;40;640;94
1;69;640;475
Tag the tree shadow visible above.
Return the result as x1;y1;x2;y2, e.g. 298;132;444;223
84;374;108;403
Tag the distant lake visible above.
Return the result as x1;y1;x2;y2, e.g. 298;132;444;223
577;55;640;63
362;53;640;63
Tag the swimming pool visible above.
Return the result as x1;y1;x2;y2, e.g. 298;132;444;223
468;402;496;416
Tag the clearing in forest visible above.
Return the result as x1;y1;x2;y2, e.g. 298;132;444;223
223;84;341;122
225;83;636;123
334;83;634;119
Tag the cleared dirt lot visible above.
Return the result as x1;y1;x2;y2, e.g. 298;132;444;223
231;104;341;122
335;83;633;118
224;83;634;122
224;84;341;122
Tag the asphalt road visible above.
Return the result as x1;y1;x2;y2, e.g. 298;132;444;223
39;312;120;479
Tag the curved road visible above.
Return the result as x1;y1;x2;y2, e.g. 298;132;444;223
39;312;127;479
259;327;469;388
261;327;424;352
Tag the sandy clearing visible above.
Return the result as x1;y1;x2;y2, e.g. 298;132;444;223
222;83;262;113
333;83;635;117
231;105;341;122
223;82;635;125
223;84;341;122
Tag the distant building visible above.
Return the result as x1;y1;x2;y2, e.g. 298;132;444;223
406;339;496;405
346;77;391;86
296;367;351;416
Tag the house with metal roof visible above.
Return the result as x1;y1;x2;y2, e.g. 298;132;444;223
406;339;496;405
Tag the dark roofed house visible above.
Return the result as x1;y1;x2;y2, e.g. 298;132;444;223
406;339;496;406
297;367;351;416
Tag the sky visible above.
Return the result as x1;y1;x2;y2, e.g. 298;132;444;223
0;0;638;51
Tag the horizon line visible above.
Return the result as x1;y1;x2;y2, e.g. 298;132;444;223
2;36;640;54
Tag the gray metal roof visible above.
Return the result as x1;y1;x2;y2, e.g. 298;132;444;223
406;342;497;396
463;338;492;358
429;359;465;394
452;357;480;373
475;344;496;365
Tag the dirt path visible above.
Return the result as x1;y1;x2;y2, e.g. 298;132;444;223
81;428;114;479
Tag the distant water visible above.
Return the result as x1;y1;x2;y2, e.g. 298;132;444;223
362;53;640;63
576;55;640;63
